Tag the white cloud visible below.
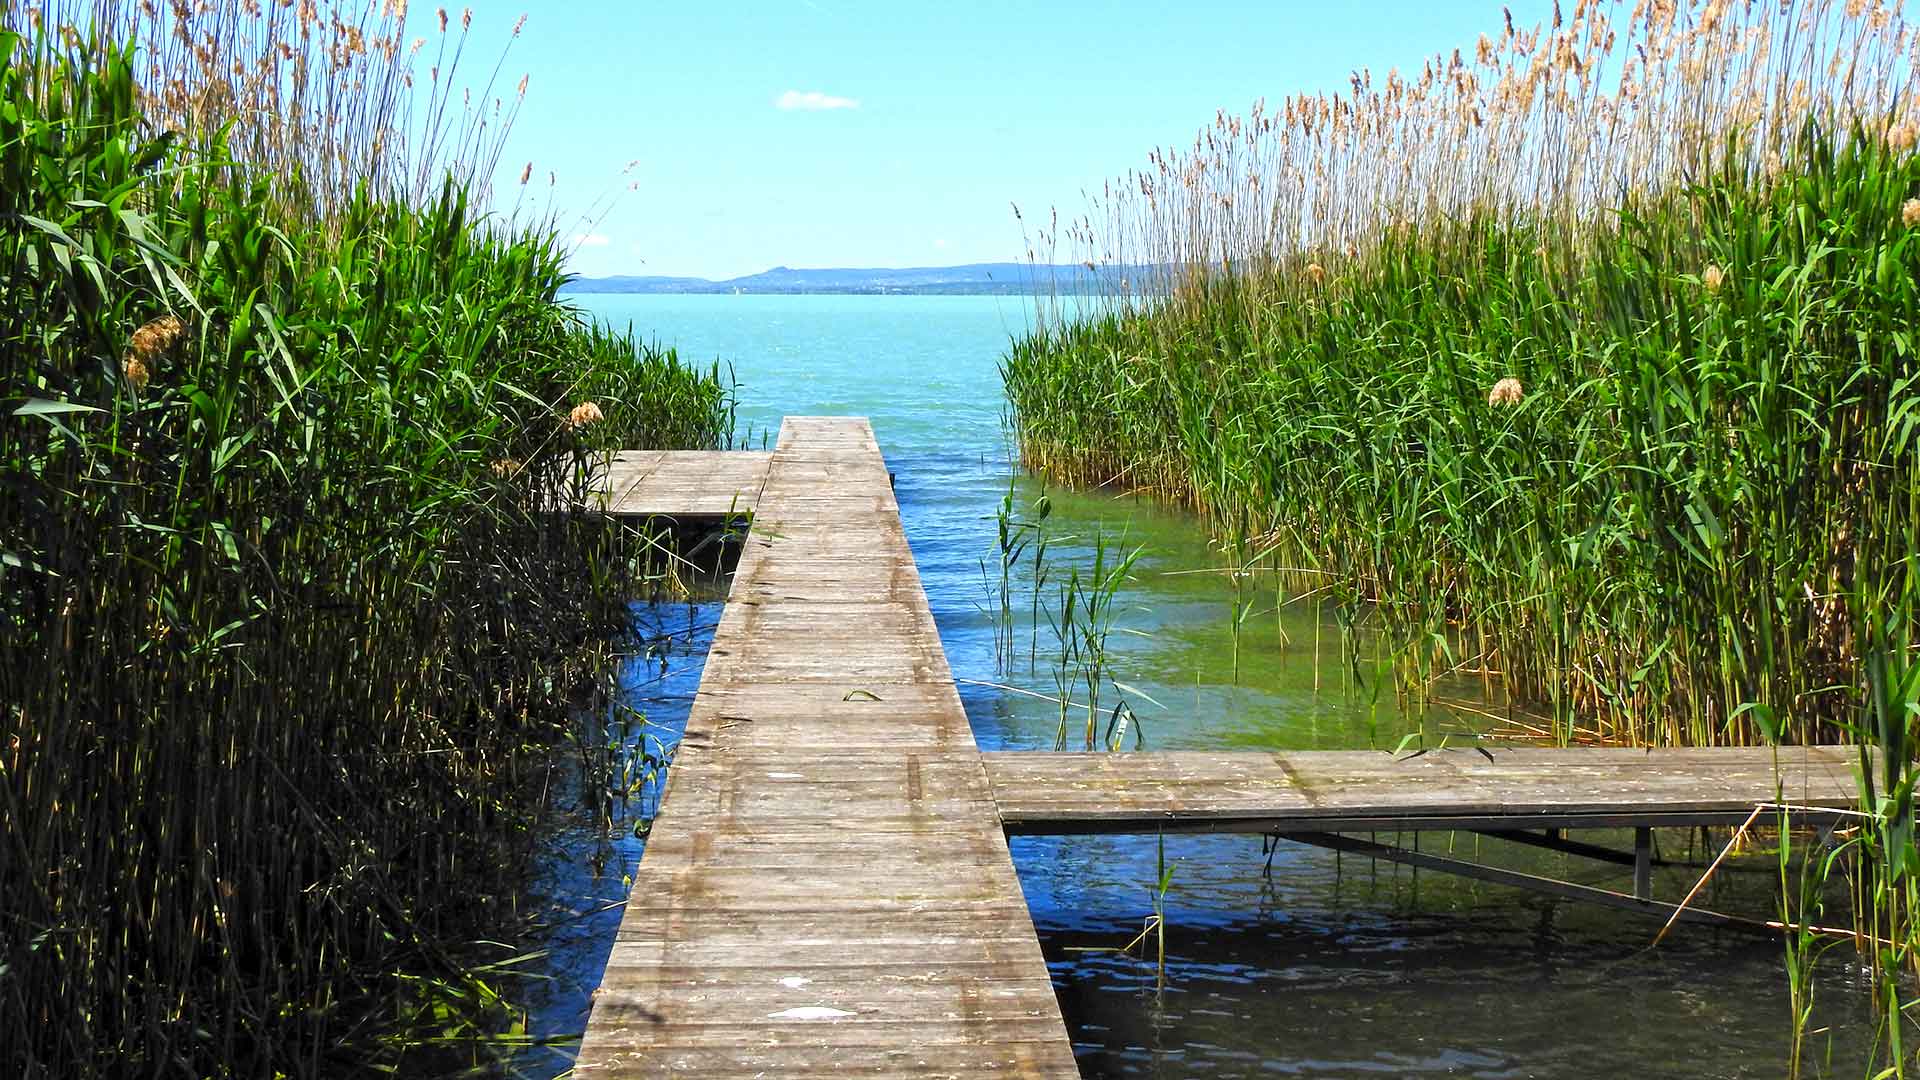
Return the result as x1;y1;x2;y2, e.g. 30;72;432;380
776;89;860;111
571;233;610;248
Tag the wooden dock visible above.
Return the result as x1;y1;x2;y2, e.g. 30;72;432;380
597;449;772;518
983;746;1863;835
983;746;1863;930
575;419;1079;1077
578;417;1868;1074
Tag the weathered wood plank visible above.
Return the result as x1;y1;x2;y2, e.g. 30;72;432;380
575;419;1077;1077
576;417;1867;1076
598;450;773;517
983;747;1865;834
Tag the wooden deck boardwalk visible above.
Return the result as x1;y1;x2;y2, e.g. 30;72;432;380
598;449;773;518
982;746;1863;930
575;419;1078;1077
577;417;1870;1073
983;746;1863;835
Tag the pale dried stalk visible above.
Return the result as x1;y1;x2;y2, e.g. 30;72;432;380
1032;0;1916;314
10;0;532;225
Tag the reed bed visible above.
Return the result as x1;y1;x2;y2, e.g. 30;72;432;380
1007;0;1919;749
1006;0;1920;1057
0;9;733;1076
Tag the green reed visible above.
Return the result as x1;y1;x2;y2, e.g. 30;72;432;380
1044;528;1146;751
1006;0;1920;1056
1009;126;1919;751
979;478;1050;673
1009;131;1920;1041
0;27;732;1076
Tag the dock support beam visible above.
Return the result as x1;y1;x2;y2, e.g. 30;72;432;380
1286;831;1770;933
1634;826;1653;900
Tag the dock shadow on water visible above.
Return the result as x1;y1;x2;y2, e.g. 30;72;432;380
497;595;719;1078
496;510;740;1078
1020;827;1884;1079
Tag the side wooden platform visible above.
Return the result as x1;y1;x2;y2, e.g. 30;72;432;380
982;746;1864;835
598;449;773;517
575;419;1077;1078
574;418;1875;1071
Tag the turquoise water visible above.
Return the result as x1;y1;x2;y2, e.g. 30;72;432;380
510;294;1877;1078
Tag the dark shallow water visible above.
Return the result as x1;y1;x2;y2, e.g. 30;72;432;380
503;294;1882;1078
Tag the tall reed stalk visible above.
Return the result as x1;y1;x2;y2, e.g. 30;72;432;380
1005;0;1920;1062
0;12;733;1075
1007;0;1920;748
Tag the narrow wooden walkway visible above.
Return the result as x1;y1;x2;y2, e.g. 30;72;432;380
577;417;1870;1073
984;746;1863;834
575;419;1078;1077
598;449;772;517
980;746;1862;931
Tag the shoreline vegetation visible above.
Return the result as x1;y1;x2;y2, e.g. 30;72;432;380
1;4;731;1075
1009;0;1916;747
1004;0;1920;1066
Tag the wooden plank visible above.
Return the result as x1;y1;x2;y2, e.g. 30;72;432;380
598;450;773;517
983;747;1865;834
575;418;1076;1077
577;416;1873;1073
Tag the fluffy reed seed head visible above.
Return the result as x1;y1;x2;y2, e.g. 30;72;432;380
567;401;604;429
1703;264;1726;292
122;314;187;390
1903;198;1920;229
489;458;523;478
1488;376;1524;405
1034;0;1915;319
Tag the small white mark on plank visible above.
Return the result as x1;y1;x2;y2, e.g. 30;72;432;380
767;1006;855;1020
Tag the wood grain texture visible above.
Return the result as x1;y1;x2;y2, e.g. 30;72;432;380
575;419;1077;1077
598;450;774;518
576;419;1868;1075
983;746;1866;835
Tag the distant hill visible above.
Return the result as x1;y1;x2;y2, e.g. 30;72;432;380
561;263;1122;296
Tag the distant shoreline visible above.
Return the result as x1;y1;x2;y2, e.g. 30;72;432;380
562;284;1050;296
561;262;1132;297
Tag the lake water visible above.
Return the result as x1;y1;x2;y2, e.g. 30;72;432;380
510;293;1878;1078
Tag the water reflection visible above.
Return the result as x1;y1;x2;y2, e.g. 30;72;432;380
507;600;718;1080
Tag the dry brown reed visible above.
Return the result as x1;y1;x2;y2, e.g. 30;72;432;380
1030;0;1913;305
15;0;530;221
569;400;606;429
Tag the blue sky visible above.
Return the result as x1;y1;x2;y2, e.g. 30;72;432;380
439;1;1555;279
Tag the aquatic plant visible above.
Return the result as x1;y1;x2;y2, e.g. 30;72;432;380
0;13;732;1075
978;478;1050;672
1004;0;1920;1059
1062;834;1176;989
1007;0;1920;747
1046;527;1147;750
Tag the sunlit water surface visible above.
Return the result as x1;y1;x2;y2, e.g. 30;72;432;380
504;294;1878;1079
